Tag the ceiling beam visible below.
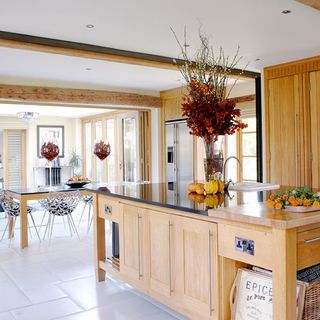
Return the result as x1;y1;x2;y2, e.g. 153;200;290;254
0;31;260;80
232;94;256;104
0;84;161;108
295;0;320;10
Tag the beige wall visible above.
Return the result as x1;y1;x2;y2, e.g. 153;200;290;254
0;116;81;187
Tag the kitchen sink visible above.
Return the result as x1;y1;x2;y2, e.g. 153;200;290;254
228;182;280;192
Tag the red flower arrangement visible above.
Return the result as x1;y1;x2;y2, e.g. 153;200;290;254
182;80;247;143
94;141;111;160
41;142;59;161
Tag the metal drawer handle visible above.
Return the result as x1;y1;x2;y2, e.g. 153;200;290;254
168;221;173;295
304;236;320;244
208;231;214;314
138;215;143;279
104;205;112;215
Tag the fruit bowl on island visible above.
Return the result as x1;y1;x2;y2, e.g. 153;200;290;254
66;177;91;188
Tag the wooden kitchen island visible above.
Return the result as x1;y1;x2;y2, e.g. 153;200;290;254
90;183;320;320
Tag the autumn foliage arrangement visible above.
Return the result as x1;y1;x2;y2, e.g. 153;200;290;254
267;187;320;210
41;142;59;161
172;28;248;143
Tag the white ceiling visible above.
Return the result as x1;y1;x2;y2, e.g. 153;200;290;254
0;0;319;93
0;104;111;118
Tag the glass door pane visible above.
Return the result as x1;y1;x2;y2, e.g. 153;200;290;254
106;119;116;183
95;121;103;183
85;122;92;179
122;117;137;182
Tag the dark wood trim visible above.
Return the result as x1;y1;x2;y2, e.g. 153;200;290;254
0;84;161;108
0;30;260;79
255;76;263;183
232;94;256;104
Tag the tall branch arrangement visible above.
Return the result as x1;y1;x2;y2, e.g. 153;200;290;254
172;28;248;143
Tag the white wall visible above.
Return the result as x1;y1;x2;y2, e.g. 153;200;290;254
0;116;81;187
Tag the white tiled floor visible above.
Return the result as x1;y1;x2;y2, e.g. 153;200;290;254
0;203;188;320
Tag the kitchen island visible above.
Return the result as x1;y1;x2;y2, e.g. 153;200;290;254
89;182;320;320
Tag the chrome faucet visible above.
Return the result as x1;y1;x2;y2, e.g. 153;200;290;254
223;156;242;190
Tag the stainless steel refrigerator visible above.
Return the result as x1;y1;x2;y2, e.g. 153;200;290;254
165;121;193;205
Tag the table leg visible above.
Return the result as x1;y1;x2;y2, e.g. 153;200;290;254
272;228;297;320
20;197;28;248
93;193;106;281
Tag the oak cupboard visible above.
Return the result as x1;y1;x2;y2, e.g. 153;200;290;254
265;56;320;187
148;210;174;298
174;216;218;320
120;203;149;291
118;203;218;319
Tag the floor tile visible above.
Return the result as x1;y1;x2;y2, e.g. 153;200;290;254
57;276;134;310
0;312;15;320
0;280;31;312
11;298;82;320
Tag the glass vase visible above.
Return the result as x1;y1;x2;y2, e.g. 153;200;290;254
203;136;224;182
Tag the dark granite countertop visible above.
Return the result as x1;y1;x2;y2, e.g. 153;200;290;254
86;181;270;215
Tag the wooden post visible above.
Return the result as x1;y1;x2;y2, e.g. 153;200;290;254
272;228;297;320
20;196;28;248
93;193;106;281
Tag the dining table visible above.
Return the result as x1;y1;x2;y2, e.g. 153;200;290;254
6;185;93;248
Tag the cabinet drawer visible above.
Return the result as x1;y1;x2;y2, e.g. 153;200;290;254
218;224;272;270
297;227;320;270
98;196;120;222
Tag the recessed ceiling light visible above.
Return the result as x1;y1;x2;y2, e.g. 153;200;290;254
85;68;92;71
86;24;94;29
282;10;291;14
255;58;261;62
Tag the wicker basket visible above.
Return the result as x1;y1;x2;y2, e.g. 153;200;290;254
303;279;320;320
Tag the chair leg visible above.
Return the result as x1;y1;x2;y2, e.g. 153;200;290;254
43;214;51;240
27;216;32;239
38;210;47;233
66;215;73;237
87;205;93;233
69;214;80;240
49;215;56;243
29;213;41;242
9;217;17;247
78;202;87;227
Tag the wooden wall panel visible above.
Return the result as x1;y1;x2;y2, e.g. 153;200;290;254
267;75;300;186
310;71;320;188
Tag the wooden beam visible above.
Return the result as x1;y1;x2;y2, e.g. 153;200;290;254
295;0;320;10
0;31;260;80
232;94;256;104
0;84;161;108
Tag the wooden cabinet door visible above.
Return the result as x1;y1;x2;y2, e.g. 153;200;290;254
148;210;174;298
175;216;218;319
310;71;320;188
267;75;301;186
120;204;148;290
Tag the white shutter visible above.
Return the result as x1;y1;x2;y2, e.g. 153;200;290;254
4;130;26;188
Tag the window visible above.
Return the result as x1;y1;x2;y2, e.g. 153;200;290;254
240;117;257;181
84;122;92;179
95;121;103;183
106;119;115;183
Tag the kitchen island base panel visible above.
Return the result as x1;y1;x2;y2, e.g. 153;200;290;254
90;185;320;320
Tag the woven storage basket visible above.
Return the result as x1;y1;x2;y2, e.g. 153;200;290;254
303;279;320;320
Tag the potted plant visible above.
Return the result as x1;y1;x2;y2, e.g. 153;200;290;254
69;150;81;176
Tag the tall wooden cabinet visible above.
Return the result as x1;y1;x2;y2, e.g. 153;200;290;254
265;56;320;187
